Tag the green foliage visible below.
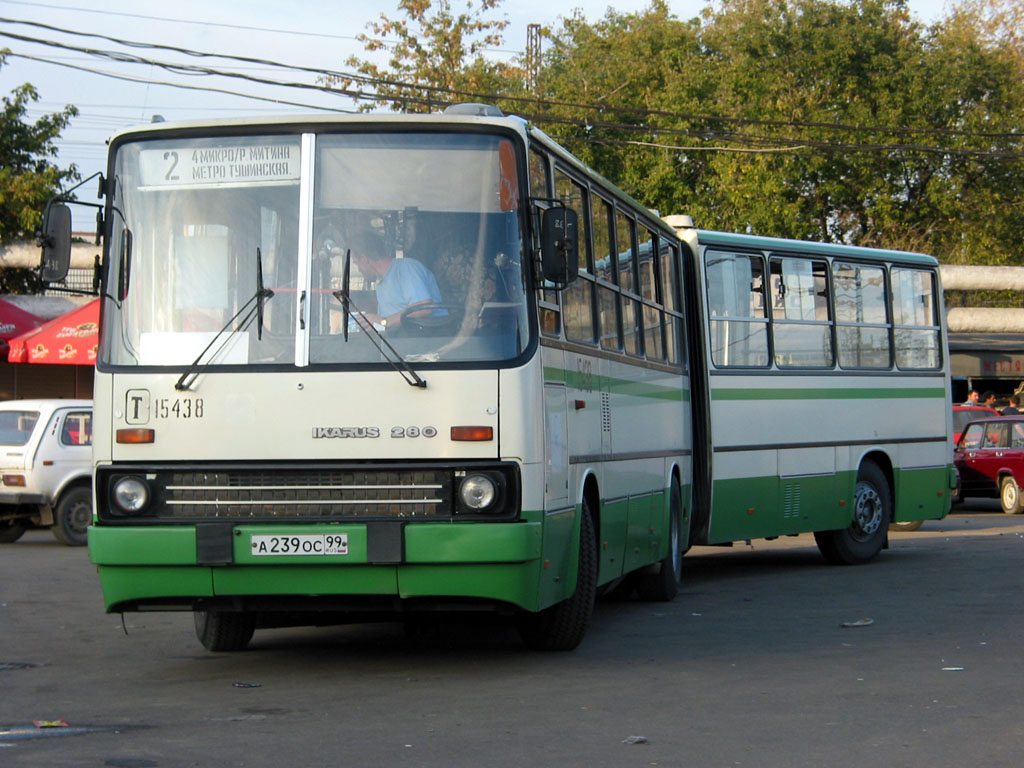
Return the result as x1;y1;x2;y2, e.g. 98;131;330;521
0;52;79;247
334;1;1023;270
327;0;526;111
535;0;1024;266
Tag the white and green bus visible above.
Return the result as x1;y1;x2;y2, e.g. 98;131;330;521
59;105;691;652
670;227;953;560
39;105;950;652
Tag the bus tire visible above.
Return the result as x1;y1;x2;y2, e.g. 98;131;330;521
519;501;596;651
0;519;27;543
814;461;891;565
194;610;255;652
635;477;684;602
52;486;91;547
1000;476;1023;514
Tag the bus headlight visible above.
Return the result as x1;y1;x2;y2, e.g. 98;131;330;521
459;473;497;511
112;476;150;515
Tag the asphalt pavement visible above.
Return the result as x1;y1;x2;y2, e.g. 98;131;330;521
2;501;1023;767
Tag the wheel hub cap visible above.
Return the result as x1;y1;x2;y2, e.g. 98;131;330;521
853;482;883;538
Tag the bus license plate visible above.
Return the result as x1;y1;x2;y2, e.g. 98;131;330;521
250;534;349;556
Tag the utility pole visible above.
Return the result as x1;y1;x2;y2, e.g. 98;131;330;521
526;24;541;94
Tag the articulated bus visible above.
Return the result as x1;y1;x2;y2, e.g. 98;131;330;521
40;105;950;652
674;228;953;561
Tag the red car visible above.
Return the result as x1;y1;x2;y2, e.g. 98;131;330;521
953;415;1024;514
952;405;1000;444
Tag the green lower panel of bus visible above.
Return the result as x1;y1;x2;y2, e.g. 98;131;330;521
89;521;542;565
89;520;550;613
706;465;950;544
893;465;952;523
708;473;845;544
94;562;545;612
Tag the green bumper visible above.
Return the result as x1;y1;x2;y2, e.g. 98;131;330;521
89;521;544;612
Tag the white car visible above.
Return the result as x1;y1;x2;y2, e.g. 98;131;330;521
0;399;93;546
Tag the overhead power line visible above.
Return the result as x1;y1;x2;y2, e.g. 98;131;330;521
4;15;1022;142
0;0;367;42
13;47;1024;160
6;52;355;113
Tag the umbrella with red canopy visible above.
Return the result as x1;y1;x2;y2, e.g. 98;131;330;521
7;299;99;365
0;298;44;355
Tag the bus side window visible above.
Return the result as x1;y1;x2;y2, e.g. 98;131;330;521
891;267;941;370
660;240;684;366
615;210;641;357
593;197;621;351
770;257;833;368
705;251;769;368
556;171;595;344
639;229;664;360
529;149;549;197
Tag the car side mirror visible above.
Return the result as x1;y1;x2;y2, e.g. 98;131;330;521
39;202;72;283
540;206;579;287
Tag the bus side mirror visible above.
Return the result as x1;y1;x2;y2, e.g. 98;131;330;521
540;206;579;287
39;202;72;283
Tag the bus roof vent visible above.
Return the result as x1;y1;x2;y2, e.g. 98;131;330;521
663;214;695;230
443;103;504;117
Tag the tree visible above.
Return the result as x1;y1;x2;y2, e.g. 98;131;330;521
0;52;79;292
534;0;1024;264
326;0;526;111
0;52;79;244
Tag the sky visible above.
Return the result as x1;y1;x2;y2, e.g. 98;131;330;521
0;0;952;230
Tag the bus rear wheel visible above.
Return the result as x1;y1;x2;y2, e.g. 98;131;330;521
519;501;596;651
194;610;255;652
815;461;891;565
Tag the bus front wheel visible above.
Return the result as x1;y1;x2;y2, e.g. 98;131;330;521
814;462;891;565
635;477;684;601
0;518;27;543
519;501;596;651
194;610;255;652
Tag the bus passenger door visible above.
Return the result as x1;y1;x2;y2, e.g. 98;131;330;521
541;380;576;606
543;382;569;507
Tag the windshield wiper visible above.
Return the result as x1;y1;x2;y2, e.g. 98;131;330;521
341;248;352;342
331;288;427;389
256;247;273;340
175;249;274;391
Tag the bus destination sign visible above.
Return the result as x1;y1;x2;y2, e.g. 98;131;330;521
139;144;300;188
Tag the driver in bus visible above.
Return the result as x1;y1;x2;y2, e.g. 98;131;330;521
348;226;444;333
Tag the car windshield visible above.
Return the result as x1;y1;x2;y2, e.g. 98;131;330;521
0;411;40;445
101;130;530;369
954;409;993;434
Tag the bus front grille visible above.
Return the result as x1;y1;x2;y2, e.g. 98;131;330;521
163;468;451;519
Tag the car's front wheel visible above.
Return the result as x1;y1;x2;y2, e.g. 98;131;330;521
1000;476;1023;515
52;486;91;546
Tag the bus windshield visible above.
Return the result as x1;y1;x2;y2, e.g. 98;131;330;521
101;131;531;368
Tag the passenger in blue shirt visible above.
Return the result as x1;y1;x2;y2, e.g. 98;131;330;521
349;228;443;332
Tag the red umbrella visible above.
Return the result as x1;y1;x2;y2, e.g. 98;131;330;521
7;299;99;365
0;298;44;354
